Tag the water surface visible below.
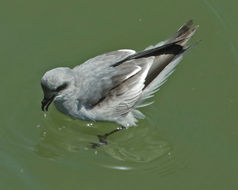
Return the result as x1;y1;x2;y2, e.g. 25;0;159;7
1;0;238;189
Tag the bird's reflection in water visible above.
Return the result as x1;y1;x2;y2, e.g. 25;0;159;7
35;112;182;175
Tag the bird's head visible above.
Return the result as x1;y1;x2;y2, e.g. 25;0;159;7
41;67;74;111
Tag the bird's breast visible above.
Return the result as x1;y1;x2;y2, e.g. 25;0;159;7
54;99;95;121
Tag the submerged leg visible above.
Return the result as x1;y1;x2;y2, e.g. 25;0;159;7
91;126;126;148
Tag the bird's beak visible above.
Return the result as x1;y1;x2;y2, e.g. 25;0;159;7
41;96;55;111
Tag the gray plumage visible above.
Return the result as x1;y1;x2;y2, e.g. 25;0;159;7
41;20;198;128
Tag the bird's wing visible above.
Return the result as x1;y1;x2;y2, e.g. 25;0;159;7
92;57;154;118
73;49;151;107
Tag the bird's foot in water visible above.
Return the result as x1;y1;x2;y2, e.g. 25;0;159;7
90;126;126;148
91;135;108;148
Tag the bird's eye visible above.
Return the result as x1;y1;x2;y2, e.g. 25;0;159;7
56;83;68;92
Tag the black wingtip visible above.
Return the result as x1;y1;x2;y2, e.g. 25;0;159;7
175;19;194;37
182;19;194;29
186;19;193;26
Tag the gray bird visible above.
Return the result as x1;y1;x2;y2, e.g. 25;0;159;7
41;20;198;146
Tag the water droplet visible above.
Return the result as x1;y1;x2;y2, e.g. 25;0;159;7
42;131;47;137
86;123;93;127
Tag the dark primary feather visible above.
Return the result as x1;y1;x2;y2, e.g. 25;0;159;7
112;20;195;68
142;20;198;87
167;19;194;43
128;19;198;88
112;42;183;67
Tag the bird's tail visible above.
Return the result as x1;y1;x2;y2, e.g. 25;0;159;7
135;20;199;108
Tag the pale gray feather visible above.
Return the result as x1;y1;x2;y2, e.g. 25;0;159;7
72;50;137;107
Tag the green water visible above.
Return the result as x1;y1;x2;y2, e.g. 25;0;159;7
1;0;238;189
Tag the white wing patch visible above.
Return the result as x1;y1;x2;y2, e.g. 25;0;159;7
125;66;141;80
118;49;136;54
